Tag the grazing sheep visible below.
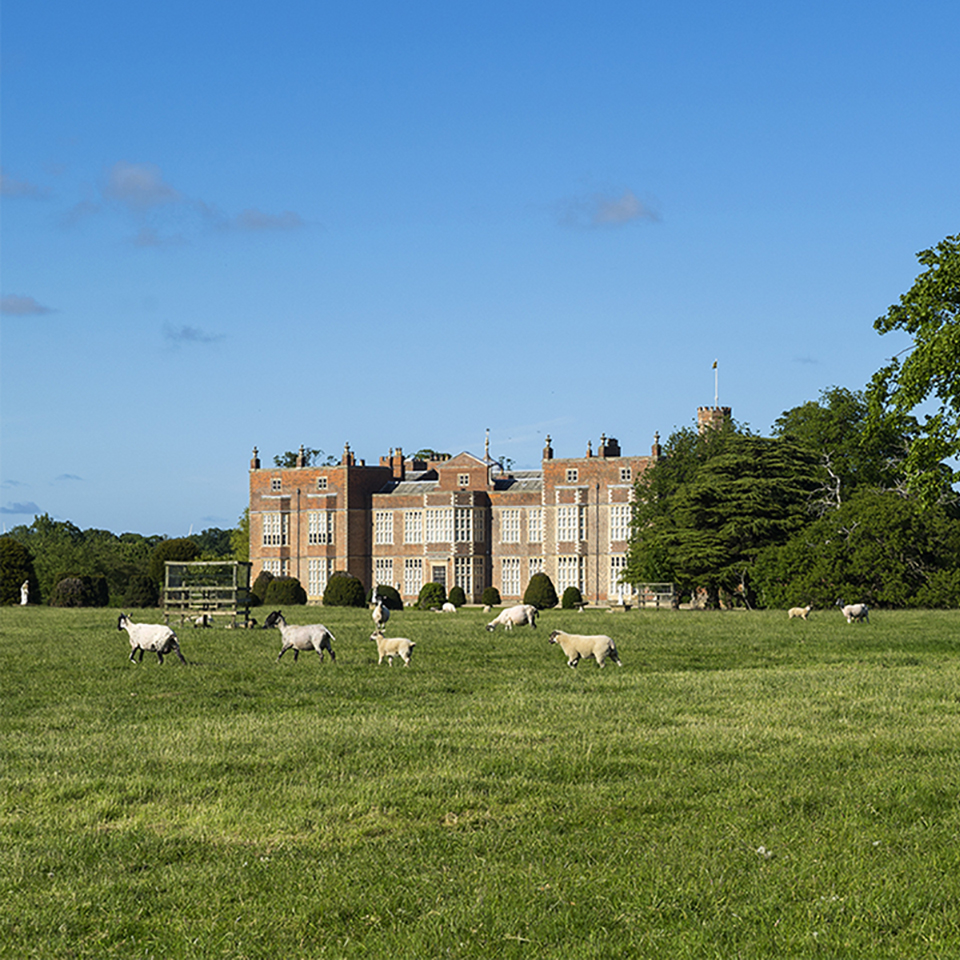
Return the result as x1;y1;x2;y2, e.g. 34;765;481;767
118;613;187;665
263;610;337;662
370;630;415;666
548;629;622;668
486;603;538;632
788;606;811;620
193;614;212;628
372;595;390;633
482;604;492;613
441;602;457;613
836;600;869;624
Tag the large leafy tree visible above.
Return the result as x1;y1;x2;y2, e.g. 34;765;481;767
870;233;960;504
624;423;820;607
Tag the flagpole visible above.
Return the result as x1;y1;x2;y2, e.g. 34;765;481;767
713;360;718;406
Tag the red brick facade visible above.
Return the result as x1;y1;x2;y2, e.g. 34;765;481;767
249;433;662;605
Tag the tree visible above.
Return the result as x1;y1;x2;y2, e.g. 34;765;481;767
263;576;308;605
322;571;366;607
481;586;501;606
189;527;234;558
273;448;337;467
231;509;250;562
624;425;820;607
448;585;466;607
148;538;201;583
0;537;38;605
417;582;446;609
869;233;960;504
561;586;583;609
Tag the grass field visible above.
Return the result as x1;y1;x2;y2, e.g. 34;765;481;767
4;604;960;958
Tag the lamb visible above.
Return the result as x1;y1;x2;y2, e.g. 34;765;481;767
548;629;622;668
836;600;869;624
486;603;538;632
263;610;337;662
788;606;811;620
372;594;390;633
441;602;457;613
118;613;187;665
370;630;415;666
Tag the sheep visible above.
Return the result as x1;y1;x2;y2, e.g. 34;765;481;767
548;629;622;668
788;606;811;620
118;613;187;665
263;610;337;662
486;603;538;632
370;630;415;666
193;614;212;628
441;602;457;613
836;600;869;624
372;595;390;633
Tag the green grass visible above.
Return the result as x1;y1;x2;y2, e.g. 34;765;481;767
4;605;960;958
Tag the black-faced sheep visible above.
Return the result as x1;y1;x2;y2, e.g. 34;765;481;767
548;629;621;668
836;600;869;624
118;613;187;665
370;630;415;666
263;610;337;662
372;595;390;633
486;603;538;632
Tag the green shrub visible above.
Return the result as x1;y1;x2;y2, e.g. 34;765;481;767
481;586;501;607
523;572;558;610
251;570;274;606
369;585;403;610
49;575;109;607
417;582;446;610
264;576;307;605
448;585;466;607
561;586;583;609
122;574;160;608
148;538;201;582
323;571;366;607
0;536;39;605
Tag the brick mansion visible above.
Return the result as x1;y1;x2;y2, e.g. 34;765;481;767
248;406;731;606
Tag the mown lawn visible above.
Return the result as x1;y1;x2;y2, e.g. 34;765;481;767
3;605;960;958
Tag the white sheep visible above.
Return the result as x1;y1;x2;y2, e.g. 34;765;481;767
372;595;390;633
370;630;415;666
118;613;187;665
548;629;621;668
263;610;337;662
486;603;538;632
788;606;811;620
836;600;869;624
441;602;457;613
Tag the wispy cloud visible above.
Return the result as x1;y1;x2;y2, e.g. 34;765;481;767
163;323;225;346
104;161;181;210
1;501;41;515
232;208;304;231
0;169;48;199
558;187;660;229
55;474;83;482
1;295;55;316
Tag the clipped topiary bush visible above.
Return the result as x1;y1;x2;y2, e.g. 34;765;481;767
323;570;366;607
368;584;403;610
481;586;501;607
264;576;308;605
49;574;109;607
448;585;466;607
417;581;446;610
0;536;39;605
251;570;274;606
561;586;584;609
523;571;558;610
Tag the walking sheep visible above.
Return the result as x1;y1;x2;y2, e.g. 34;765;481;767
263;610;337;662
548;629;622;668
118;613;187;665
788;606;812;620
370;630;416;666
836;600;869;624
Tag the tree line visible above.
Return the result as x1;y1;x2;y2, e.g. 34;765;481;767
624;234;960;608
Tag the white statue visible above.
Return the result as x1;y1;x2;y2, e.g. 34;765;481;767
20;580;29;605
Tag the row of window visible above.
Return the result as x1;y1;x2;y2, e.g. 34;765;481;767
563;467;632;483
262;504;632;547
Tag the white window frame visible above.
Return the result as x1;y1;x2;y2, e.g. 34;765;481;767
557;556;584;593
610;503;631;544
404;510;423;544
425;508;453;543
262;558;287;576
557;505;585;543
500;509;520;543
566;468;578;483
404;558;423;597
308;511;334;545
308;558;332;596
455;508;473;543
529;557;544;580
271;477;282;492
317;476;328;490
501;557;521;596
454;556;472;595
374;558;393;589
374;510;393;545
527;508;542;543
262;512;288;546
620;467;631;483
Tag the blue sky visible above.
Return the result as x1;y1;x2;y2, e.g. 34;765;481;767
2;0;958;536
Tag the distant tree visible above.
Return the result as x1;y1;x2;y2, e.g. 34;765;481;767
417;582;446;609
189;527;234;558
322;571;366;607
230;509;250;562
263;576;308;605
448;585;466;607
481;586;501;606
0;537;39;605
561;586;583;609
413;449;449;462
122;574;160;608
523;572;558;610
148;538;201;583
869;233;960;504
